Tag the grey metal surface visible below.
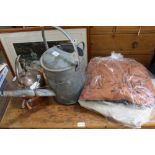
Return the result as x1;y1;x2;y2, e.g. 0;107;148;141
40;46;77;72
43;57;86;104
1;89;56;97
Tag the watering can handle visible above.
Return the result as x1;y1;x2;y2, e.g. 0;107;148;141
41;26;80;67
15;55;22;83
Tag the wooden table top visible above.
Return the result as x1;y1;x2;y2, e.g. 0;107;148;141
0;97;155;129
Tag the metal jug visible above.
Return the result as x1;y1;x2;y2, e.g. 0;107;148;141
40;26;86;104
15;55;44;89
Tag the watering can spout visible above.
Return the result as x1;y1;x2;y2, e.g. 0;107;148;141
0;89;56;97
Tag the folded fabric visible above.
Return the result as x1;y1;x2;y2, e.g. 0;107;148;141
80;53;155;106
79;100;153;128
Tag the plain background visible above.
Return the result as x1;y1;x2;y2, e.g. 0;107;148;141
0;0;155;155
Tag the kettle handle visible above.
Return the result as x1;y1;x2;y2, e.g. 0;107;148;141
41;26;80;67
15;55;21;83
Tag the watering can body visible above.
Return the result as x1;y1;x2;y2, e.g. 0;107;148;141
40;46;86;104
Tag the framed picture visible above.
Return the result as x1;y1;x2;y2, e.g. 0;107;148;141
0;41;14;75
0;27;88;73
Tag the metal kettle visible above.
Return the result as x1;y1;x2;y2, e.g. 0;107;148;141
15;55;43;89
